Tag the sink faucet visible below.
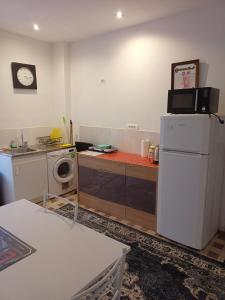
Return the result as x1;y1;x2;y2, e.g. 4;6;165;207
20;129;28;148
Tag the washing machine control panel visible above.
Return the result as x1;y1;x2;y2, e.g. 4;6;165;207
47;147;76;158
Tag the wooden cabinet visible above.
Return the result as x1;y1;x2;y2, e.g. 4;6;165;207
79;166;126;205
79;192;126;219
125;164;157;230
126;164;157;214
0;153;48;205
78;156;126;219
78;155;125;174
78;154;158;230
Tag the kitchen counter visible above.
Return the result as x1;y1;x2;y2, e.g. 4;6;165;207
0;144;75;157
31;143;75;152
79;150;158;168
78;150;158;230
99;151;158;168
0;148;45;157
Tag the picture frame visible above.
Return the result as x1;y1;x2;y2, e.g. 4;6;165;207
171;59;199;90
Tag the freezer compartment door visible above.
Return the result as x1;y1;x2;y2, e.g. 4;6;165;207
157;150;208;249
160;114;211;154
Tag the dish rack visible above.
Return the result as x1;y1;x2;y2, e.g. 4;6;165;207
37;136;63;145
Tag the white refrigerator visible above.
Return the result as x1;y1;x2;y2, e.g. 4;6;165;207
157;114;225;249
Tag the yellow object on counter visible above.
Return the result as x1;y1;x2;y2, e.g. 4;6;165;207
50;128;62;140
60;144;72;148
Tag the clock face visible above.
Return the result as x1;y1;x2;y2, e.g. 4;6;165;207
11;62;37;89
17;67;34;86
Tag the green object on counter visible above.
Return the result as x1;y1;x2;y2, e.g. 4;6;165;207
10;141;17;148
95;144;112;150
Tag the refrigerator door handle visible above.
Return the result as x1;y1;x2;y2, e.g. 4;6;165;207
160;149;208;156
195;89;198;112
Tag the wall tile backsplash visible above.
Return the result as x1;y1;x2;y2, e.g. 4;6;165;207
1;125;160;154
0;126;53;148
79;125;160;155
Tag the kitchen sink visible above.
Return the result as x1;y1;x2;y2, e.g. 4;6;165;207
10;147;39;155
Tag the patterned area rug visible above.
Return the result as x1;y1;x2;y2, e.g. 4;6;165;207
56;204;225;300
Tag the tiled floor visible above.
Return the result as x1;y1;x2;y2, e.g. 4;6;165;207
37;193;225;263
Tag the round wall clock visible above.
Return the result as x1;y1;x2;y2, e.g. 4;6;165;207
11;62;37;89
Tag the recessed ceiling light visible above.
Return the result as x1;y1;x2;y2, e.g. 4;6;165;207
33;24;40;31
115;11;123;19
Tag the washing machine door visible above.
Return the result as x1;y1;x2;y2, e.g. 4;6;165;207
53;157;74;183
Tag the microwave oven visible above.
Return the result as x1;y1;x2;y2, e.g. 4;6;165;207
167;87;219;114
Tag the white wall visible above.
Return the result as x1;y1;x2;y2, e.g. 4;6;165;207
70;0;225;132
70;0;225;230
79;126;159;154
0;30;70;146
0;30;55;129
52;42;71;122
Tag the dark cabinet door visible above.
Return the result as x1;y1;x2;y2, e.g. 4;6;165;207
78;156;157;216
79;166;126;205
126;165;157;214
126;176;156;214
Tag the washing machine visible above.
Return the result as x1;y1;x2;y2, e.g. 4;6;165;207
47;147;77;196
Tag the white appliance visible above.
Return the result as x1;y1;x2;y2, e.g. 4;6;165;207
157;114;225;249
0;153;48;204
47;147;77;195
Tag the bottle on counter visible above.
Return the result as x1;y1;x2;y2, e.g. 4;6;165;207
141;139;150;157
153;145;159;164
148;145;155;162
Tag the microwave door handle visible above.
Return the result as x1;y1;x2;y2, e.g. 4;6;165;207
194;89;198;112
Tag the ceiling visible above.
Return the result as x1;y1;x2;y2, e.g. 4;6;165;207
0;0;212;43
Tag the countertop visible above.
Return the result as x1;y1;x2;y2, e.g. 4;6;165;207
79;151;158;168
0;144;76;157
1;146;159;169
31;144;75;152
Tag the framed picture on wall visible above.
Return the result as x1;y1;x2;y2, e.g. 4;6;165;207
171;59;199;89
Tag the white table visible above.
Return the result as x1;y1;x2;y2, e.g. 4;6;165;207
0;199;129;300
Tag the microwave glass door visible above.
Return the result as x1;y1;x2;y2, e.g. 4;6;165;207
167;90;196;113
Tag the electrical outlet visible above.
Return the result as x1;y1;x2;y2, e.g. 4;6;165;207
126;124;139;130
